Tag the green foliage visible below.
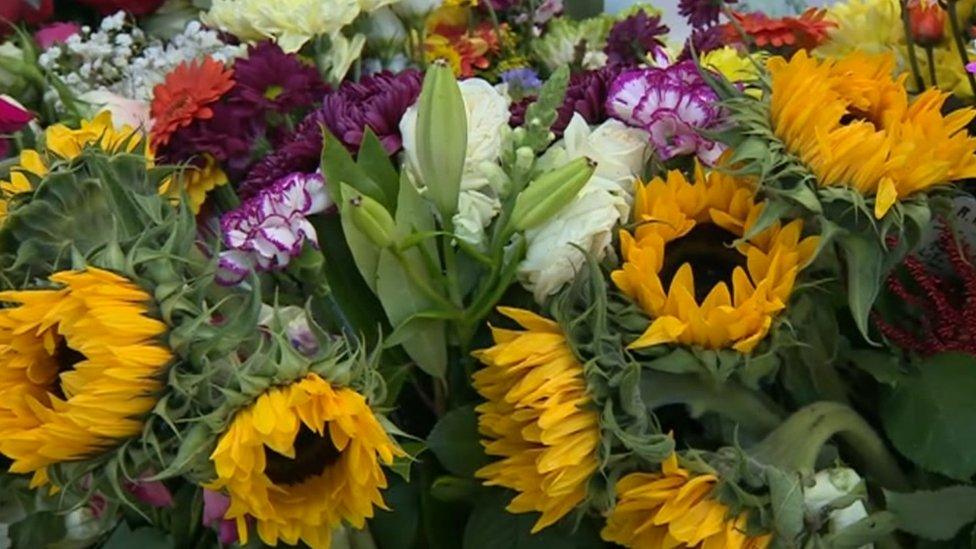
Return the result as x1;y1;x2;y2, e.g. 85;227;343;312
463;490;606;549
427;405;491;478
885;486;976;541
881;353;976;480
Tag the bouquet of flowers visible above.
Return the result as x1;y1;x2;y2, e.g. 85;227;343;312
2;0;976;547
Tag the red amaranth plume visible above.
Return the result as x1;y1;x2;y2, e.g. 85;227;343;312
872;226;976;356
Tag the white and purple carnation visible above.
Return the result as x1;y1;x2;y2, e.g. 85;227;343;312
217;172;331;285
606;61;726;166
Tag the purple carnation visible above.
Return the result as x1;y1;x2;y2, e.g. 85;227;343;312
241;70;422;199
604;10;670;67
217;172;331;285
509;65;622;137
230;41;328;114
606;61;726;165
678;0;735;29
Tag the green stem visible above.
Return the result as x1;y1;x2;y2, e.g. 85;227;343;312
750;402;910;491
900;0;927;92
392;249;458;312
946;0;976;97
639;371;785;434
925;45;938;87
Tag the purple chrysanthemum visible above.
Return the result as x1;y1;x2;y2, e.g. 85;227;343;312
680;26;727;59
241;70;422;198
159;101;263;178
217;172;331;285
606;61;726;165
604;10;670;66
678;0;735;29
509;65;622;137
231;41;328;114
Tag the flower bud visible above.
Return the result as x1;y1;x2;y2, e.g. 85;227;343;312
415;60;467;220
908;0;946;47
365;7;407;49
344;184;398;249
803;468;869;535
509;157;596;233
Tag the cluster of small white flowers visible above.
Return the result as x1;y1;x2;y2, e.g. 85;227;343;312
38;12;245;108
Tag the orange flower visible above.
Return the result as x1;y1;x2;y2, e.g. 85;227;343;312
150;56;234;149
908;0;946;46
725;8;835;51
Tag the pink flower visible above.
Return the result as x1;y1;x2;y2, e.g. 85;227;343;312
203;489;240;545
0;95;33;158
34;22;80;50
967;61;976;74
126;477;174;508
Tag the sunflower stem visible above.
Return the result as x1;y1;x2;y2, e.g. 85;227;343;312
947;0;976;97
900;0;928;92
750;401;910;491
925;45;939;86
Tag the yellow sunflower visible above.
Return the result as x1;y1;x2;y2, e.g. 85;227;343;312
611;165;820;353
207;373;404;549
768;50;976;218
0;268;172;486
601;451;772;548
472;307;601;533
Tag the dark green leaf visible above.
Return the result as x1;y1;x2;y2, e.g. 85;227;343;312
767;467;805;540
321;129;390;209
102;524;174;549
847;350;902;386
463;490;605;549
886;486;976;540
431;476;487;502
881;353;976;480
836;232;884;344
427;405;490;478
370;476;421;549
358;128;400;209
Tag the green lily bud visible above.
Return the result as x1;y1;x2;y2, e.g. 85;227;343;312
344;184;398;249
415;60;467;220
509;157;596;233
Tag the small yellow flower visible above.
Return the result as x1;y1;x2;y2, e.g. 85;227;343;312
0;268;172;487
702;47;762;84
612;165;819;353
814;0;903;58
473;308;601;533
207;373;404;549
602;451;772;548
158;155;229;214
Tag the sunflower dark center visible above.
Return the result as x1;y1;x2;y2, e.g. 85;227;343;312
659;223;746;303
49;337;86;400
263;426;342;486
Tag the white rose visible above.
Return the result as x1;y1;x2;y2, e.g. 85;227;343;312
365;7;407;48
518;114;651;302
804;468;872;548
79;89;151;130
400;77;511;192
392;0;442;20
453;190;501;247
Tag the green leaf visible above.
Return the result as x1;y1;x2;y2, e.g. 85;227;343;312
847;350;902;386
462;490;605;549
102;524;174;549
767;467;805;541
645;348;702;375
375;178;448;378
427;405;490;478
836;231;884;344
562;0;604;20
321;129;391;209
522;66;570;152
885;486;976;540
370;475;421;549
823;512;898;548
431;476;487;502
357;128;400;209
881;353;976;480
7;511;67;548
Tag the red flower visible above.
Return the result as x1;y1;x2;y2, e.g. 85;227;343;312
873;226;976;357
150;57;235;149
0;96;33;157
76;0;166;16
908;0;946;46
724;8;835;51
0;0;53;27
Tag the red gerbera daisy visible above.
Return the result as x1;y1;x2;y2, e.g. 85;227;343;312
151;57;234;149
724;8;835;51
